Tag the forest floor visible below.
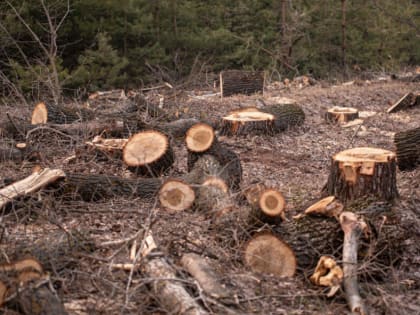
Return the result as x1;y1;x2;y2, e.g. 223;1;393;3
0;78;419;314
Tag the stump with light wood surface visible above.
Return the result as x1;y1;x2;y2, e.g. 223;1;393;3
325;107;359;123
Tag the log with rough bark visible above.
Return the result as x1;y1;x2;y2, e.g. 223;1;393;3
61;173;162;201
261;103;305;132
244;183;286;225
324;147;398;202
0;258;67;315
0;141;28;162
123;130;174;176
186;123;242;191
394;126;420;170
340;212;368;315
219;108;275;136
0;168;65;209
220;70;264;97
325;107;359;123
31;102;94;124
140;233;208;315
386;92;418;113
244;232;296;277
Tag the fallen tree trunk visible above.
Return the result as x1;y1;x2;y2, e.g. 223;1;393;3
220;70;264;97
61;173;162;201
0;168;65;209
394;127;420;170
386;92;418;113
261;103;305;132
186;123;242;191
31;102;94;124
141;233;208;315
0;141;28;162
324;147;398;202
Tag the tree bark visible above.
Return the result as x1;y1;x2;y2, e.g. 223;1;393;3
31;102;94;124
261;103;305;132
220;70;264;97
386;92;417;113
394;127;420;170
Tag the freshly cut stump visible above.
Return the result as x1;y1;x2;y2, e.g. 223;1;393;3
220;70;264;97
325;147;398;202
185;123;215;152
325;107;359;123
159;179;195;211
220;108;275;136
244;233;296;277
394;127;420;170
123;130;174;176
245;184;286;225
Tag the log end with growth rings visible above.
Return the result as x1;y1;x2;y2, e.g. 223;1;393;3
259;189;286;220
244;233;296;277
185;123;215;152
159;179;195;211
221;108;274;136
31;102;48;125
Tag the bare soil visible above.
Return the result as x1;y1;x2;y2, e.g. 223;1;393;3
1;79;419;314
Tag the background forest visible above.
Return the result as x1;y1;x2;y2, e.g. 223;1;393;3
0;0;419;101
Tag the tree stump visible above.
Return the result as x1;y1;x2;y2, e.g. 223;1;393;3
123;130;174;176
186;124;242;191
394;127;420;170
220;70;264;97
261;103;305;132
324;147;398;202
219;108;275;136
31;102;94;124
325;107;359;123
244;233;296;277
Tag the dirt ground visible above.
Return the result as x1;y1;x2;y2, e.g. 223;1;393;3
0;78;419;314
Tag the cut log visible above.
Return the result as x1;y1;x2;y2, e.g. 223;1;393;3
187;124;242;191
123;130;174;176
195;176;233;214
159;179;195;211
0;142;27;162
386;92;418;113
220;70;264;97
31;102;94;124
0;168;65;209
62;173;162;201
219;108;275;136
244;233;296;277
340;212;368;315
261;103;305;132
394;127;420;170
325;107;359;123
324;147;398;202
140;233;208;315
244;184;286;225
0;258;67;315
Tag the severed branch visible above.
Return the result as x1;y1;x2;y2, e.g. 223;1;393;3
340;212;368;315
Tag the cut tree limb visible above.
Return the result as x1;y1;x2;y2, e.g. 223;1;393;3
220;70;264;97
31;102;94;124
394;126;420;170
340;212;368;315
159;179;196;211
386;92;418;113
325;107;359;123
140;234;208;315
0;168;65;209
123;130;174;176
324;147;398;202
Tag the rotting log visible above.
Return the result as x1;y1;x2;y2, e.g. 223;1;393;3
141;233;208;315
220;70;264;97
0;258;67;315
261;103;305;132
325;107;359;123
394;127;420;170
180;253;232;302
186;123;242;191
219;108;275;136
0;168;65;209
324;147;398;202
340;212;368;315
61;173;162;201
123;130;174;176
243;232;296;277
31;102;94;124
244;183;286;225
386;92;418;113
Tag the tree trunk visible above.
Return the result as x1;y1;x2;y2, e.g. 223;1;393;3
220;70;264;97
219;108;275;136
31;102;94;124
394;127;420;170
0;141;27;162
261;103;305;132
325;107;359;123
386;92;417;113
324;147;398;202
